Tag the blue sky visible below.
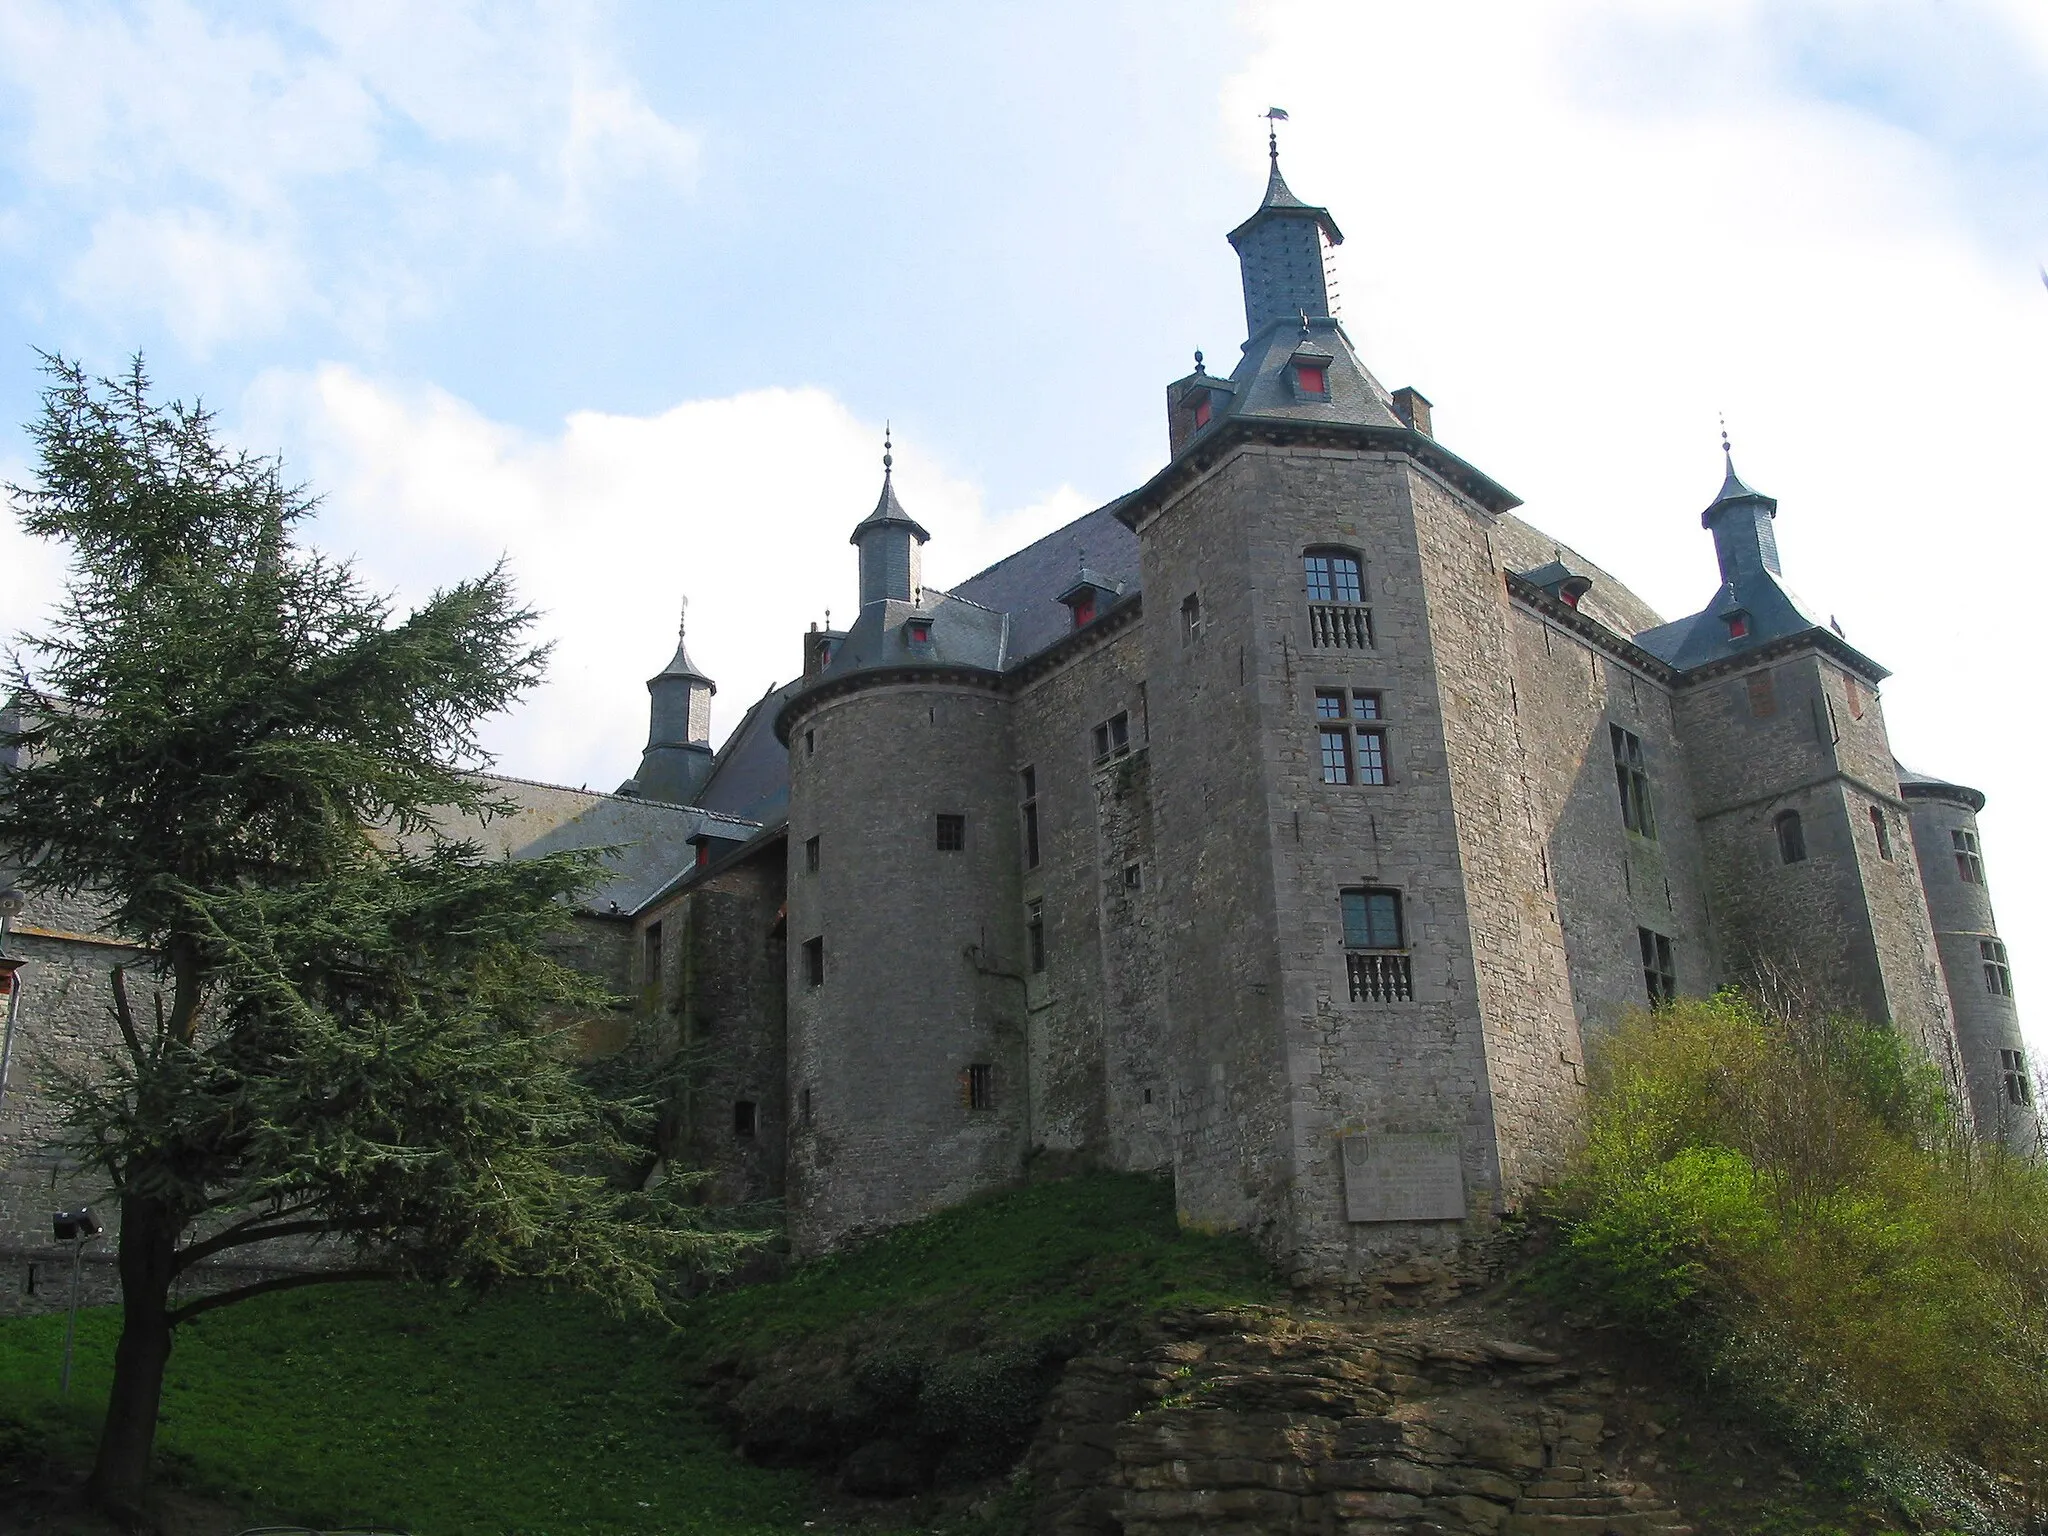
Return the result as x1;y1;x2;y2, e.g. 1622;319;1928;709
3;0;2046;1049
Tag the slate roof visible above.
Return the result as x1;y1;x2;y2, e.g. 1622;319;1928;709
1896;760;1986;812
851;474;930;544
950;498;1141;664
693;680;804;824
1227;160;1344;248
819;590;1011;676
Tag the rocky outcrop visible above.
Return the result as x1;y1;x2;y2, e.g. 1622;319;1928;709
1028;1305;1694;1536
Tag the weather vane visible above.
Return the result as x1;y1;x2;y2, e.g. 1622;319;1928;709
1263;106;1288;163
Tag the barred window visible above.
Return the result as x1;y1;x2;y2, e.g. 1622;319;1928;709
1639;927;1676;1005
1983;938;2014;998
643;922;662;987
967;1063;997;1112
1304;549;1364;605
1611;725;1657;839
936;813;966;852
2000;1048;2033;1108
1953;828;1985;885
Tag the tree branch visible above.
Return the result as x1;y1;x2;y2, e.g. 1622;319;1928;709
108;966;145;1068
168;1267;393;1327
173;1216;340;1272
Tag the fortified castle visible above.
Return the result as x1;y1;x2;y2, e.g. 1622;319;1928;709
0;147;2035;1300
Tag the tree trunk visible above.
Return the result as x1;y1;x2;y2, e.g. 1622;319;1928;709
86;1195;180;1524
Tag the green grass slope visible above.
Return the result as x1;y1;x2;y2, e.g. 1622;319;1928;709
0;1171;1273;1534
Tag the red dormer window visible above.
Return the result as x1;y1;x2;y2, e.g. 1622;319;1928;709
1192;395;1213;429
907;619;931;644
695;842;711;867
1297;364;1327;396
1070;595;1096;629
1726;613;1749;639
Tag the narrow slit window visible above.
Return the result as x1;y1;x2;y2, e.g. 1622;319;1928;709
733;1100;757;1139
1868;807;1893;861
1776;810;1807;865
803;936;825;988
1610;725;1657;839
643;922;663;987
805;835;820;874
1026;899;1045;974
1639;927;1676;1005
1019;767;1039;870
966;1063;996;1112
1180;593;1202;645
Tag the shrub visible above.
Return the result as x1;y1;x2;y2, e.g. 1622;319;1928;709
1547;994;2048;1531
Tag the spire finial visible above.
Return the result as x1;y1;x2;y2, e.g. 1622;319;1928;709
883;421;893;482
678;594;689;639
1264;106;1288;165
1193;348;1205;375
1719;413;1732;462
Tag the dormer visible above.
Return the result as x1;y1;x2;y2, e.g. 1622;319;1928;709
1057;569;1126;631
1165;352;1236;456
1288;338;1335;402
1518;560;1594;611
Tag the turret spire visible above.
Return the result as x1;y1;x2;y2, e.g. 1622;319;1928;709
1228;117;1343;342
850;422;930;608
632;591;717;803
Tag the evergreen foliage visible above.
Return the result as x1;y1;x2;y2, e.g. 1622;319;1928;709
1545;994;2048;1531
0;357;744;1516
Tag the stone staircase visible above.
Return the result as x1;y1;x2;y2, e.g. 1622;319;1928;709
1027;1306;1696;1536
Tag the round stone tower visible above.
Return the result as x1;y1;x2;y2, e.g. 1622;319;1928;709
778;447;1027;1254
1899;765;2038;1151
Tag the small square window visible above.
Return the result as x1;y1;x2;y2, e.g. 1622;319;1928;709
967;1063;996;1112
733;1100;757;1139
1026;899;1045;973
805;835;820;873
1315;689;1346;719
803;936;824;988
1123;862;1142;891
1352;691;1382;720
1180;593;1202;645
1296;363;1327;396
936;813;966;851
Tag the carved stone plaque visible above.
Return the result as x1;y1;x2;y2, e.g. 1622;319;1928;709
1339;1132;1466;1222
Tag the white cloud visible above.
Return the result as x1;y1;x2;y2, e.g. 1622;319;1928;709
0;0;699;344
239;366;1085;791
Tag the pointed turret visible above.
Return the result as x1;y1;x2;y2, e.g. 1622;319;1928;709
1226;127;1344;342
849;426;929;610
1701;443;1783;585
631;598;717;804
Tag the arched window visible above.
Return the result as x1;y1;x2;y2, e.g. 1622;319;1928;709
1775;810;1807;865
1304;548;1364;604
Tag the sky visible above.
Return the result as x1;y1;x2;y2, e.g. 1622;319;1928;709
0;0;2044;1050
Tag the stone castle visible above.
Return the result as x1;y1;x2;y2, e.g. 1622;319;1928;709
0;146;2035;1299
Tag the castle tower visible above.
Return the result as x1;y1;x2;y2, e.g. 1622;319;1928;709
779;445;1025;1256
633;602;716;804
849;429;928;610
1123;146;1585;1281
1642;451;1961;1072
1900;768;2038;1150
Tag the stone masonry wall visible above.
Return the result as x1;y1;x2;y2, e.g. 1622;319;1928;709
1906;790;2037;1150
1010;620;1172;1173
1505;605;1719;1036
1402;469;1585;1205
782;680;1026;1255
1674;654;1956;1073
636;841;789;1205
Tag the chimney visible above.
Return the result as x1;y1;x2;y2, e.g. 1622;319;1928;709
1391;387;1433;438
